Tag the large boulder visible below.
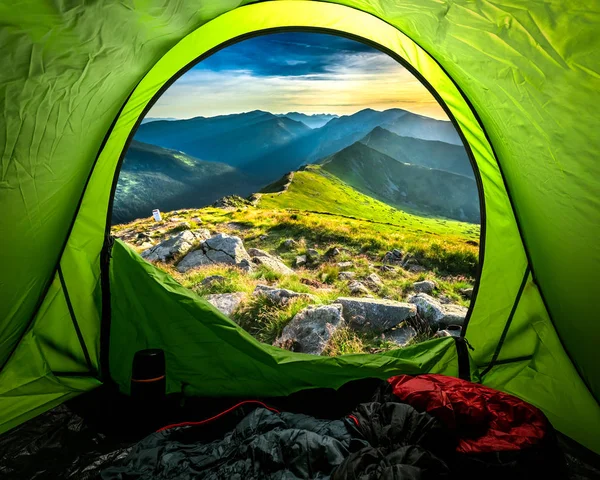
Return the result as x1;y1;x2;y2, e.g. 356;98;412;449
274;304;345;355
176;233;252;273
337;297;417;332
205;292;246;317
253;285;317;305
248;248;294;275
408;293;468;327
203;233;251;264
141;229;208;262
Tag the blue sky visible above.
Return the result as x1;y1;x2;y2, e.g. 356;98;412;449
148;32;446;119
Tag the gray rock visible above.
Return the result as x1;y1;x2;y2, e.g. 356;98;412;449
141;230;201;262
459;287;474;299
338;271;356;281
364;273;384;291
191;217;203;224
176;233;252;273
252;255;295;275
274;304;345;355
203;233;251;264
337;297;417;332
337;261;354;269
238;258;254;273
201;275;226;288
295;255;307;267
205;292;246;317
192;229;211;241
325;247;341;258
383;249;404;265
408;265;427;273
139;241;154;250
408;293;468;327
434;325;462;338
413;280;436;294
379;265;396;273
247;247;271;258
348;281;370;296
306;249;320;263
253;284;317;305
176;249;212;272
283;239;297;249
385;326;417;347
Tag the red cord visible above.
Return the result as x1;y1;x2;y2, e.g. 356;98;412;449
348;414;360;426
157;400;280;432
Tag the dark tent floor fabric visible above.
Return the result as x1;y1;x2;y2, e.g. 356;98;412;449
1;378;598;480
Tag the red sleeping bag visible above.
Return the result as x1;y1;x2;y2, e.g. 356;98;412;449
387;374;549;454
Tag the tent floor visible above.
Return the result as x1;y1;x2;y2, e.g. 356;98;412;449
1;380;599;479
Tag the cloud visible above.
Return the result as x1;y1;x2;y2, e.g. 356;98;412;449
148;32;447;119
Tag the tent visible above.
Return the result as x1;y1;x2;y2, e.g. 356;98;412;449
1;0;599;456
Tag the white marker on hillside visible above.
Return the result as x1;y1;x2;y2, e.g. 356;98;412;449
152;209;162;222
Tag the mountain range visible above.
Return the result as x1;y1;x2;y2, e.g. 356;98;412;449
115;108;478;223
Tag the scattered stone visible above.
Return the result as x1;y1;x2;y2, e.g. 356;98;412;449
201;275;226;288
306;249;320;263
136;232;150;240
212;195;252;209
259;234;268;240
383;249;404;265
386;326;417;347
139;241;154;249
438;295;453;304
408;265;427;273
238;259;254;273
459;287;474;299
295;255;307;267
434;325;462;338
348;281;371;296
300;278;324;288
247;248;271;258
205;292;246;317
274;304;345;355
141;230;203;262
413;280;436;294
252;255;295;275
282;239;297;249
192;228;211;241
253;285;317;305
408;293;468;327
191;217;203;224
364;273;384;291
337;297;417;333
325;247;341;258
336;261;354;269
338;271;356;281
379;265;396;273
169;217;184;222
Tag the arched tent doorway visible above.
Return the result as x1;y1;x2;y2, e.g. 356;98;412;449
0;0;598;454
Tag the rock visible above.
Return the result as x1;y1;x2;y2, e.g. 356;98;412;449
408;293;468;327
141;230;201;262
336;261;354;269
253;285;317;305
192;228;211;241
247;248;272;258
385;326;417;347
238;259;254;273
306;249;320;263
364;273;384;291
408;265;427;273
139;241;154;250
379;265;396;273
169;217;184;222
259;234;268;240
176;249;212;272
338;271;356;281
295;255;307;267
203;233;251;264
201;275;226;288
176;233;252;273
325;247;341;258
282;239;297;249
274;304;345;355
438;295;453;304
348;281;371;296
434;325;462;338
205;292;246;317
413;280;436;294
252;255;295;275
459;287;474;299
383;249;404;265
191;217;203;224
337;297;417;332
136;232;150;240
212;195;252;209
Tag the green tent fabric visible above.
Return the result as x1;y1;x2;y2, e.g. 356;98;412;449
1;0;599;453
